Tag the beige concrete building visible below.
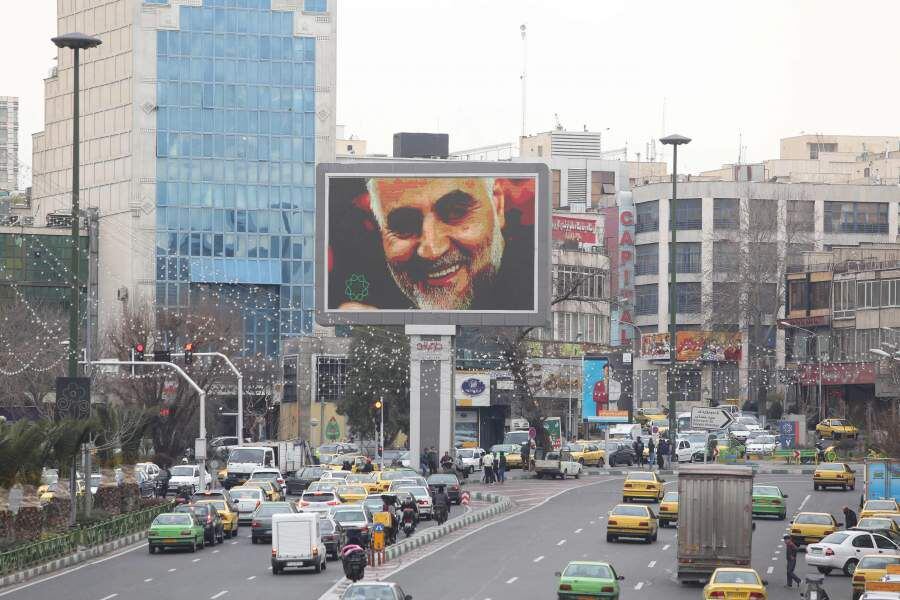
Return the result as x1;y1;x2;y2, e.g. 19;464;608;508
335;125;367;158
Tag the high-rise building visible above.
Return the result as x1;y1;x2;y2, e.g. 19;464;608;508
0;97;18;192
31;0;337;355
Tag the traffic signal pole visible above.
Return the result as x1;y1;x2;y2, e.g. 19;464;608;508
171;351;243;446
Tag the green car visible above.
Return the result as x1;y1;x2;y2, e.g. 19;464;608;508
148;512;205;554
556;561;623;599
751;484;787;520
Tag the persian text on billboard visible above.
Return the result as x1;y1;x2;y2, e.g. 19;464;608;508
675;331;742;362
552;216;597;243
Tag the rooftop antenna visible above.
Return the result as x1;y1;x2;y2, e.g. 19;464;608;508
737;131;743;165
520;24;527;139
554;113;563;131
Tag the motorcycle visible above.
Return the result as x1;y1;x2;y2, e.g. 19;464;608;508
340;544;366;582
401;508;417;538
433;503;449;525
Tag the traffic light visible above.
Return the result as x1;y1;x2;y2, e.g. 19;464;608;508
134;343;145;361
183;342;194;365
373;400;382;410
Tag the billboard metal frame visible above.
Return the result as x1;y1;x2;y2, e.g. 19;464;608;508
315;161;551;327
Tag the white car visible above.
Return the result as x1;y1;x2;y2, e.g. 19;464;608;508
454;448;484;474
228;486;266;523
746;434;780;455
251;467;287;497
136;462;160;480
407;486;433;519
736;416;763;432
167;464;211;494
806;530;899;576
674;432;708;462
320;470;352;482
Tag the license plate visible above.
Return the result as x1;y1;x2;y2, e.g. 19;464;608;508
163;538;176;543
810;548;821;554
576;596;594;600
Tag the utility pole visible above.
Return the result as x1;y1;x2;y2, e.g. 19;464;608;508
380;397;385;471
660;134;691;448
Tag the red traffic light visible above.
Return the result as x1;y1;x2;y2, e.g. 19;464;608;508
135;343;144;353
134;343;145;361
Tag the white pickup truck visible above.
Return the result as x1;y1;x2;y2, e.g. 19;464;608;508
534;450;583;480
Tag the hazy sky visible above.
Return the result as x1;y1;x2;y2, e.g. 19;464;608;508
4;0;900;187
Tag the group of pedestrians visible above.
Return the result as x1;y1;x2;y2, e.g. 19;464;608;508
632;436;672;469
480;450;507;484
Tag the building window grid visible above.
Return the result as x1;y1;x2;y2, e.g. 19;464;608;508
713;198;739;230
669;368;701;403
554;266;607;301
154;3;318;341
833;279;856;319
554;312;604;344
713;241;740;274
671;198;702;230
823;202;889;234
635;284;658;316
635;244;658;276
316;355;347;403
635;370;658;406
675;243;701;274
635;201;659;234
676;282;701;313
787;201;815;232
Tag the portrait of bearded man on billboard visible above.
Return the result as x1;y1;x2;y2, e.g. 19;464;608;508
326;175;536;313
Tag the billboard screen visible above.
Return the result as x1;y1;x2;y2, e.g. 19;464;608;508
640;333;671;361
316;162;550;326
675;331;743;362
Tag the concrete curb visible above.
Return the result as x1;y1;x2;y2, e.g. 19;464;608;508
499;465;822;481
383;491;512;562
0;530;148;589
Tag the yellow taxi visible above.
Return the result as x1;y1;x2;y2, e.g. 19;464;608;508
345;473;381;494
622;471;664;503
375;469;420;492
489;444;523;469
217;467;228;484
349;456;381;473
606;504;658;543
703;568;767;600
789;512;840;546
562;442;605;467
334;485;368;504
861;499;900;519
852;555;900;599
816;418;859;440
196;499;239;538
813;462;856;491
658;491;678;527
245;479;280;501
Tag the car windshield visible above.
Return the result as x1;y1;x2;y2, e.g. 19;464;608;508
347;475;374;483
171;466;195;477
456;450;474;458
363;499;383;512
407;487;429;497
320;519;336;533
202;500;227;511
831;419;848;426
175;505;209;516
818;463;844;471
859;518;893;529
230;489;261;500
308;482;337;492
563;444;585;452
821;532;850;544
795;514;832;525
663;492;678;501
299;468;325;478
859;555;900;570
562;563;612;579
253;470;279;477
714;571;759;585
382;470;417;481
627;473;654;481
867;501;897;510
342;585;398;600
153;514;192;526
686;433;707;445
229;448;266;463
611;505;648;517
753;436;776;444
427;475;458;485
303;492;336;503
333;510;366;523
753;486;781;496
255;503;292;516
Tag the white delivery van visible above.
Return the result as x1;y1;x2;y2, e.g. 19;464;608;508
271;513;326;575
607;424;642;442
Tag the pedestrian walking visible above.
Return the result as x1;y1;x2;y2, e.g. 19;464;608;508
482;450;495;484
633;437;645;468
657;439;667;470
521;442;531;472
647;437;656;469
783;535;802;588
420;450;430;477
498;452;507;484
843;505;858;529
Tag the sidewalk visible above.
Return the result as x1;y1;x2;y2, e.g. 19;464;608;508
495;461;865;479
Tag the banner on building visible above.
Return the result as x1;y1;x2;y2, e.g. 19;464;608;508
552;215;598;243
525;340;609;359
640;333;671;361
455;371;491;407
612;191;636;348
675;331;742;362
543;416;562;450
528;359;580;399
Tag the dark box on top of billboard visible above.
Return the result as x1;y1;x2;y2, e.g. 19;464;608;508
392;132;449;159
315;161;551;327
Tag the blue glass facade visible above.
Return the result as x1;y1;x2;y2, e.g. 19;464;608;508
154;0;318;355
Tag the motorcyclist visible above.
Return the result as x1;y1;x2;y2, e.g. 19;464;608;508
440;451;453;473
433;484;450;523
400;493;418;530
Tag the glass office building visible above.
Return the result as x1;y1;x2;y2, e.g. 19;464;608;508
153;0;328;355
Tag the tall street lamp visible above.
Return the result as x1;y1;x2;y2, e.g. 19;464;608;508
660;133;691;446
52;32;102;378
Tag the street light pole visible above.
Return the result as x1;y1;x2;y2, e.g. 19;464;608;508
660;134;691;449
172;351;243;445
52;33;101;379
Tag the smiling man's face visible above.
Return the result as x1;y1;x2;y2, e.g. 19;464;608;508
370;177;505;310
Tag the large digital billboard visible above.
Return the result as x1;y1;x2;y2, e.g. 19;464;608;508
316;162;550;326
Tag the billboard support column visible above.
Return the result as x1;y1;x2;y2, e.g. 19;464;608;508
407;325;456;472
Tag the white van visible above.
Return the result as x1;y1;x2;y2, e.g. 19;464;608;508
271;513;326;575
607;423;641;442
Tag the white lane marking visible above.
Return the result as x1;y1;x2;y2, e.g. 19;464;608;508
247;576;256;581
798;494;811;511
534;555;545;563
505;577;518;584
168;568;177;572
210;592;228;600
767;566;774;574
99;595;118;600
774;550;781;554
144;578;153;582
634;582;644;591
648;560;656;568
557;539;566;546
772;557;778;561
589;521;595;525
662;544;671;551
212;549;220;554
89;544;148;565
574;528;583;533
231;541;238;545
193;558;201;563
